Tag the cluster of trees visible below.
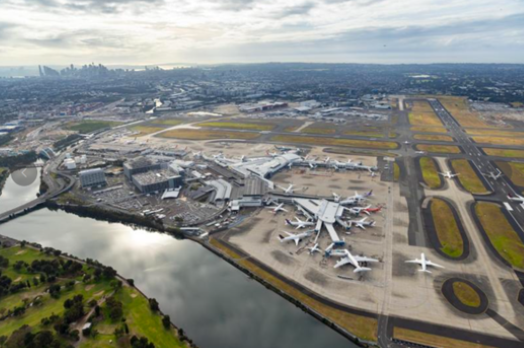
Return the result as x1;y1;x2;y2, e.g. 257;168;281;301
0;151;37;169
52;133;82;151
0;325;69;348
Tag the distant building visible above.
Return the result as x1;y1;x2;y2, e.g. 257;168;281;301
79;168;106;188
63;158;77;170
132;169;182;194
123;157;163;179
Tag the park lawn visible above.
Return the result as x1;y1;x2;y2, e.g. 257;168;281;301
452;282;480;307
66;120;121;134
300;123;338;135
0;247;54;283
416;144;461;154
197;121;275;131
431;199;464;258
496;161;524;193
344;127;391;138
413;134;454;142
472;136;524;147
483;148;524;159
408;100;443;126
411;126;447;133
130;125;164;136
270;135;398;150
394;327;495;348
438;96;494;129
158;129;260;140
419;157;442;189
465;129;524;137
475;202;524;270
450;159;489;194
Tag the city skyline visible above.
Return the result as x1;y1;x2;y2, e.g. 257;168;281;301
0;0;523;66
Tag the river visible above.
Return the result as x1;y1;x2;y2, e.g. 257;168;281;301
0;170;355;348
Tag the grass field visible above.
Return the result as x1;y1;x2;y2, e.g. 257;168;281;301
130;125;164;136
465;129;524;137
483;148;524;159
394;327;494;348
430;198;464;258
475;202;524;270
159;129;260;140
411;126;448;133
438;96;494;128
415;144;461;154
300;123;338;135
0;245;185;347
149;119;184;126
496;161;524;193
393;163;400;181
419;157;442;189
208;238;378;342
452;282;481;307
270;135;398;149
198;121;275;131
450;159;489;194
66;120;121;134
472;136;524;147
343;127;396;138
413;134;454;142
408;100;444;126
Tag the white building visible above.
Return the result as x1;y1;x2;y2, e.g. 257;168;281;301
79;168;106;188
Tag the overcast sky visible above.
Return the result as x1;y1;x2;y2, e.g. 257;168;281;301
0;0;523;66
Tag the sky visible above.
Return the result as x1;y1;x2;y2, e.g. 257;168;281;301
0;0;523;66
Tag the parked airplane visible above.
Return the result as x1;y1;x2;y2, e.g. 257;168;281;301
308;243;322;255
285;217;315;229
278;230;314;246
340;190;373;205
348;205;372;215
192;151;202;158
332;192;340;202
278;184;294;194
348;217;376;230
334;249;379;273
439;171;459;179
405;253;444;273
266;203;288;214
484;169;503;181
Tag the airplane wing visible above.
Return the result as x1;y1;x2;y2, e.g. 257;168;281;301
294;238;300;246
405;259;422;264
354;256;379;263
354;267;372;273
334;257;352;269
280;208;289;212
427;261;444;268
284;231;295;237
356;224;365;230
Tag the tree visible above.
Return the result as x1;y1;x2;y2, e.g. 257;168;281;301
130;336;155;348
110;280;122;292
148;298;159;312
127;279;134;286
162;315;171;329
0;336;6;347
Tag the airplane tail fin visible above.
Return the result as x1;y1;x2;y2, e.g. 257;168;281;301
367;190;373;197
419;269;432;274
285;219;292;225
278;235;285;242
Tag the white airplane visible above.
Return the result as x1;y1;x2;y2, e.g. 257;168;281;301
212;153;224;159
334;249;379;273
278;230;314;246
405;253;444;273
192;151;202;158
439;171;459;179
484;169;502;181
507;193;524;208
285;217;315;229
348;205;372;216
332;192;340;202
266;203;288;214
340;190;373;205
348;217;376;230
278;184;294;194
307;243;322;255
309;162;317;169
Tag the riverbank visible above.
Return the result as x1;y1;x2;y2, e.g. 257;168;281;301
0;235;197;348
0;168;9;197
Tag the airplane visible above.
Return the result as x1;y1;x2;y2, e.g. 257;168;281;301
405;253;444;273
507;193;524;207
332;192;340;202
308;162;317;169
348;217;376;230
192;151;202;157
334;249;379;273
364;206;383;214
484;169;503;181
278;230;314;246
348;205;372;216
266;203;288;214
285;217;315;229
340;190;373;205
212;153;224;159
439;171;459;179
307;243;322;255
266;150;279;157
278;184;294;194
275;145;295;152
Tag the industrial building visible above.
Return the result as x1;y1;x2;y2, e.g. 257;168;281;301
123;157;164;179
79;168;107;188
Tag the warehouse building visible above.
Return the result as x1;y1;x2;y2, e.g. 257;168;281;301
79;168;107;188
132;169;183;194
123;157;163;180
